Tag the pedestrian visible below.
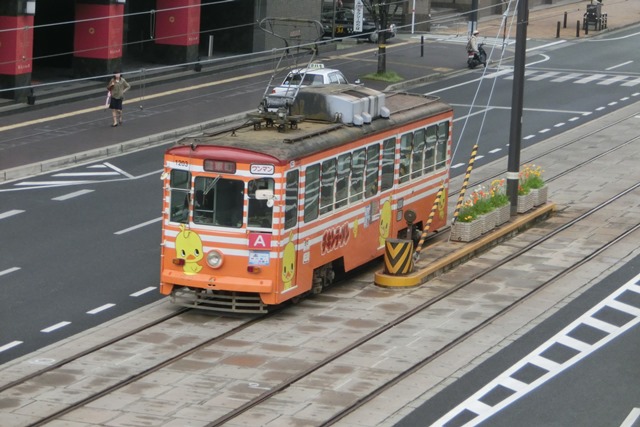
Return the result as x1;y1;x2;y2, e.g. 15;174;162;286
107;71;131;127
467;29;480;55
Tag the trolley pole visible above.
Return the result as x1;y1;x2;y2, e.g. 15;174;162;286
451;143;479;227
506;0;529;215
414;181;445;261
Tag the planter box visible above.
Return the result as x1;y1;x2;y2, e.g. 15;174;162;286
495;203;510;226
517;192;534;213
530;185;548;206
451;219;483;242
479;209;498;234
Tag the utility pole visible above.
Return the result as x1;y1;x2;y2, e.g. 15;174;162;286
506;0;529;215
469;0;478;34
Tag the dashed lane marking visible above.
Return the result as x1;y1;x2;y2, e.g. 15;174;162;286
0;209;24;220
0;267;20;277
130;287;156;297
0;341;22;353
114;217;162;235
87;304;116;314
41;321;71;333
51;189;95;201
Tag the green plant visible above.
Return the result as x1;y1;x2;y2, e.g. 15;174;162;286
457;200;477;223
520;163;545;190
469;186;494;214
489;179;509;207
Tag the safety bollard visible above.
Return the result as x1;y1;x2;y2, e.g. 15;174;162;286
383;239;414;275
585;19;589;35
563;11;567;28
576;20;580;37
556;22;561;38
421;35;424;57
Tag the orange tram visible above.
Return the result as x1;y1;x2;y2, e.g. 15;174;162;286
159;85;453;313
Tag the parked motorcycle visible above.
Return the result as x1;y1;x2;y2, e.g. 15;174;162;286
467;43;487;69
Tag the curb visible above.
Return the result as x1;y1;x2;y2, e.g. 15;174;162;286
374;203;556;287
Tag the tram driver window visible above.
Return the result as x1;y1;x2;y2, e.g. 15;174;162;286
169;169;190;223
248;178;274;228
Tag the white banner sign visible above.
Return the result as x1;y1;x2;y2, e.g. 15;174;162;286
354;0;364;32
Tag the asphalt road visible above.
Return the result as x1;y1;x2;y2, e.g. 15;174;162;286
1;26;639;366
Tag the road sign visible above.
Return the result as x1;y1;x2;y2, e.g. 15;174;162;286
354;0;364;32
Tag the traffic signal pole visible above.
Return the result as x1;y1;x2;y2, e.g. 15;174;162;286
507;0;529;215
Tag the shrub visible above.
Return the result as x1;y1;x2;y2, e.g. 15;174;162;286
489;179;509;207
520;163;545;190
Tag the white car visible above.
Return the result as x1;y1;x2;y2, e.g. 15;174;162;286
271;63;349;96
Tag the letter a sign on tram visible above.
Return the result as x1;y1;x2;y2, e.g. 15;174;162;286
354;0;364;32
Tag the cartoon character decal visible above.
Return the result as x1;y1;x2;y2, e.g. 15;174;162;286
282;231;296;290
175;224;204;275
379;197;392;247
437;185;447;220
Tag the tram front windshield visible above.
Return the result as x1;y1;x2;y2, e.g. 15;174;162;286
193;176;244;227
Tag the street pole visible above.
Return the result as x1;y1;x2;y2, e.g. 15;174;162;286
469;0;478;34
507;0;529;215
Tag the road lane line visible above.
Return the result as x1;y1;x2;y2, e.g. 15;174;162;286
104;162;135;179
41;321;71;333
131;287;156;297
0;267;21;277
87;303;116;314
0;341;23;353
0;209;25;220
53;172;119;177
620;408;640;427
52;189;95;201
605;60;633;70
114;217;162;235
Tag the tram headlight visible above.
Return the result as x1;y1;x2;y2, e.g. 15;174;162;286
206;250;224;269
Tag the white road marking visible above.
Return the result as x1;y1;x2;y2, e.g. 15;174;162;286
621;78;640;87
41;321;71;333
596;106;606;111
605;60;633;70
554;122;565;127
130;287;156;297
574;74;607;84
432;273;640;427
539;128;550;133
53;172;119;177
0;341;22;353
598;75;628;86
0;209;25;220
0;267;21;277
527;71;561;81
523;135;536;140
51;189;94;201
488;148;501;153
114;217;162;235
104;162;135;179
15;180;92;187
620;408;640;427
550;72;583;82
87;303;116;314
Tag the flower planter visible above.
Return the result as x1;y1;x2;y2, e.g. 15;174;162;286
517;192;534;213
530;185;548;206
451;219;483;242
479;209;498;234
495;203;511;226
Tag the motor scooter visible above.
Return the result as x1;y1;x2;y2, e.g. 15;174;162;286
467;43;487;69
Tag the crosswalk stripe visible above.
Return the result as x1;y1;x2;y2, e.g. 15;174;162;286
550;72;583;82
573;73;607;84
598;75;628;85
622;78;640;87
528;71;561;81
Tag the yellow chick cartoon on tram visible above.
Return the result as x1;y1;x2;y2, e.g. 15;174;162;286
379;198;392;247
282;231;296;290
175;224;204;275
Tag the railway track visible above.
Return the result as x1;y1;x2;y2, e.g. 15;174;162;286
0;109;638;427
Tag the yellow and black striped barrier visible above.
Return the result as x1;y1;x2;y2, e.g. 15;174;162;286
451;143;479;225
383;238;414;276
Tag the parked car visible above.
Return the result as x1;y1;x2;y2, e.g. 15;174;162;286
321;7;396;43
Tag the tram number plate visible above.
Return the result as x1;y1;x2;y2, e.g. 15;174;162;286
249;251;270;266
250;164;275;175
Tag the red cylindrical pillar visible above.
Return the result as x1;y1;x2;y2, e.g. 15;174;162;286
74;0;125;77
155;0;201;64
0;0;35;101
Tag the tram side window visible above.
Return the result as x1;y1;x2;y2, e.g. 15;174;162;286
320;159;336;215
169;169;190;223
380;138;395;191
194;177;244;227
350;148;366;203
435;121;450;169
412;128;426;179
399;133;412;184
335;153;351;209
284;170;299;230
248;178;275;228
365;144;380;198
304;164;320;223
425;124;437;173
